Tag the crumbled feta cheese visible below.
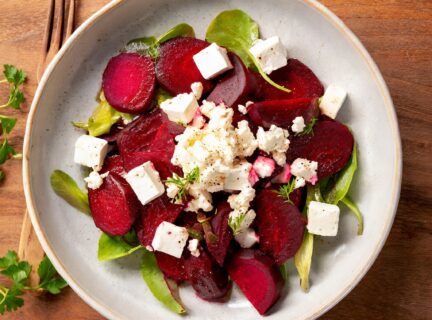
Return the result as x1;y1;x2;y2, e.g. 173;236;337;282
193;43;233;79
307;201;340;236
187;239;200;257
256;125;290;166
249;36;287;74
84;171;109;190
229;209;256;232
225;161;252;191
234;228;259;248
228;187;256;211
151;222;189;258
74;135;108;171
160;93;199;124
245;101;254;108
248;168;260;186
320;84;347;119
235;120;258;157
191;82;203;100
145;245;154;252
166;183;180;199
294;177;306;189
200;161;229;193
125;161;165;206
237;104;248;115
186;184;213;212
253;156;276;178
291;116;306;133
290;158;318;183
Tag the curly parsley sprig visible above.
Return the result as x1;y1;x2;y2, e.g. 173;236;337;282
0;251;68;315
166;167;200;203
296;117;317;136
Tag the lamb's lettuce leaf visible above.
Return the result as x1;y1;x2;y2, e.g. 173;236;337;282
294;231;313;292
50;170;90;215
140;250;186;314
98;231;143;261
341;196;364;236
206;9;290;93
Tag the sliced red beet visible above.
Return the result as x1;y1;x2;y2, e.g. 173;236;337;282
207;53;256;108
100;154;125;176
136;194;184;247
122;151;181;178
88;173;140;236
206;201;233;266
248;98;319;129
255;189;305;265
156;37;214;95
184;246;231;301
148;121;184;156
117;109;165;154
155;252;188;282
286;120;354;179
289;188;305;210
102;53;156;114
227;249;284;315
258;58;324;100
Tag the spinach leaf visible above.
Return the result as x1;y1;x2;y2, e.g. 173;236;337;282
294;231;314;292
50;170;90;215
206;9;290;93
140;250;186;314
98;232;143;261
341;196;364;235
73;92;132;137
324;144;357;204
127;23;195;59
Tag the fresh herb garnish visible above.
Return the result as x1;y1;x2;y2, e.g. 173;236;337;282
0;251;67;315
0;115;20;165
206;9;290;93
296;117;317;136
277;178;297;204
166;167;200;203
228;212;247;235
0;65;26;110
98;231;143;261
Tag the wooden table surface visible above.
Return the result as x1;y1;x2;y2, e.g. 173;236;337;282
0;0;431;319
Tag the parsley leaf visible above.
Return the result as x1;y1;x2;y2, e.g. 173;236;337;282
1;65;27;110
296;117;317;136
0;139;18;165
277;178;297;204
37;256;68;294
0;284;25;315
0;115;17;135
166;167;200;203
0;170;4;182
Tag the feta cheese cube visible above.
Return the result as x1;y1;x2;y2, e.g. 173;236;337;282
290;158;318;182
84;171;109;190
319;84;347;119
125;161;165;206
234;228;259;248
151;221;189;258
249;36;287;74
291;116;306;133
187;239;200;257
160;93;199;124
224;161;252;191
307;201;340;236
191;82;203;100
193;43;233;79
74;135;108;171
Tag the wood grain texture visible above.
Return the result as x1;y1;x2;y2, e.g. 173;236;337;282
0;0;431;319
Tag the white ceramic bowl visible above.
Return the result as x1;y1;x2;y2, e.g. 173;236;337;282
23;0;402;319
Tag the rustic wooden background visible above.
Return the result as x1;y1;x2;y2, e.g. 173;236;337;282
0;0;431;319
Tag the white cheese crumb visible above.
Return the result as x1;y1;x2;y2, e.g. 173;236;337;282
294;177;306;189
319;84;347;119
187;239;200;257
291;158;318;183
234;228;259;248
191;82;203;100
256;125;290;166
84;171;109;190
238;104;248;115
291;116;306;133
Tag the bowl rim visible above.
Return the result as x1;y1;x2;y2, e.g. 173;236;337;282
22;0;402;319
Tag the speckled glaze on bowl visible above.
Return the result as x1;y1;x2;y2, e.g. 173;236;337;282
23;0;402;319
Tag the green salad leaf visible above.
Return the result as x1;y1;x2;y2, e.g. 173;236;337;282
294;231;314;292
73;92;132;137
341;196;364;236
127;23;195;59
206;9;290;93
37;256;68;294
98;232;143;261
154;87;172;106
50;170;90;215
279;263;288;282
140;250;186;314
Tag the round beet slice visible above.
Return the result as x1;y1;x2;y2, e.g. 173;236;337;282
287;120;354;179
155;252;188;282
255;189;305;265
258;58;324;100
206;53;256;108
102;53;156;114
184;246;231;302
248;98;319;129
227;249;284;315
88;173;140;236
156;37;214;95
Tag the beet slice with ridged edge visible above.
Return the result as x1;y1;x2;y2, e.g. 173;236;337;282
102;52;156;114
